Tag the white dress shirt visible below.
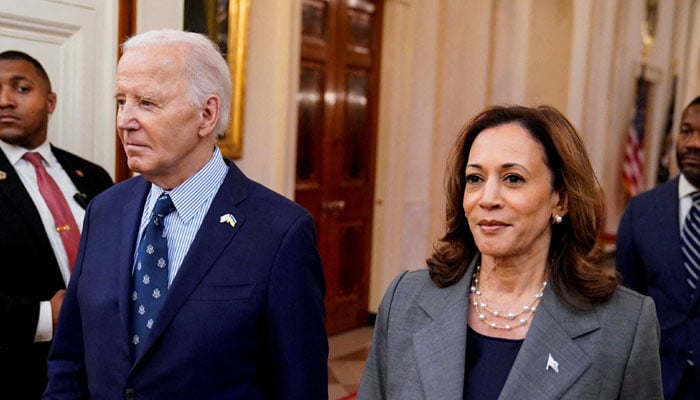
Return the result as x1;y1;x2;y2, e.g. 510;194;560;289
0;139;84;342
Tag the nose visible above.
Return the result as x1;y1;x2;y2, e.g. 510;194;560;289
0;86;16;108
116;101;139;131
478;178;502;210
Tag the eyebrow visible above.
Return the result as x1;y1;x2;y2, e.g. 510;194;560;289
9;75;32;84
112;92;160;101
466;162;525;170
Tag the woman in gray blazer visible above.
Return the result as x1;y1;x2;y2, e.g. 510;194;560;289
358;105;662;400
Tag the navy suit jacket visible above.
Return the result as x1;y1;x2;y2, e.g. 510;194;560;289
0;145;112;399
44;160;328;399
616;176;700;398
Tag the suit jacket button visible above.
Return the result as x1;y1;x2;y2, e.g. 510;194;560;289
689;310;697;319
124;388;136;400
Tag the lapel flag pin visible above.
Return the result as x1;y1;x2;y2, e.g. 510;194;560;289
0;170;6;180
75;169;84;177
220;213;237;227
546;353;559;373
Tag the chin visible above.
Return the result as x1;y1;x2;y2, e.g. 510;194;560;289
475;242;510;258
0;130;27;145
126;160;142;174
682;166;700;186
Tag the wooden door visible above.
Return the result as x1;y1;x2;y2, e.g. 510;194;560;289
295;0;383;335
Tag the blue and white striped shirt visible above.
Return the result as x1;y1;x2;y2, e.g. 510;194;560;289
134;146;229;286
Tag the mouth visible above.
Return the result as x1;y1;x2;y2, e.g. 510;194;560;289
122;141;150;154
477;220;510;232
0;114;19;123
681;153;700;167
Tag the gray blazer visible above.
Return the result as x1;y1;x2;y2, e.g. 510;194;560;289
358;261;663;399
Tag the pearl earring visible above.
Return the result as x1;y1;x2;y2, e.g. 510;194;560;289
554;214;563;224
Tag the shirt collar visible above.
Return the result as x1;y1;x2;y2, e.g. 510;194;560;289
147;146;228;222
0;139;54;166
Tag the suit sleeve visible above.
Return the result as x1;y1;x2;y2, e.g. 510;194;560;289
618;296;663;399
616;201;648;294
357;270;408;400
264;212;328;400
44;203;93;399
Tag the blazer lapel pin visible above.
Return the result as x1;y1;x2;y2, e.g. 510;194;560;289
0;170;6;181
220;213;237;227
546;353;559;373
75;169;84;177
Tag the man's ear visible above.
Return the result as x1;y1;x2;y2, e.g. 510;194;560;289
47;92;57;114
199;95;220;137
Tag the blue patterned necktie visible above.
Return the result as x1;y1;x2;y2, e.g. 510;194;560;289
681;191;700;297
131;193;175;356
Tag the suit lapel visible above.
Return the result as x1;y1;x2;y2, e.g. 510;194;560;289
655;179;691;306
51;145;89;198
118;180;150;354
0;149;51;246
135;165;249;361
413;259;475;400
499;287;597;399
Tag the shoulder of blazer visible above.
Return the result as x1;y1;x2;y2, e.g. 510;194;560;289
50;145;108;174
50;145;113;201
384;267;471;325
628;176;678;208
222;159;312;221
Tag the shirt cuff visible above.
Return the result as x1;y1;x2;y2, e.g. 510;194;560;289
35;300;53;342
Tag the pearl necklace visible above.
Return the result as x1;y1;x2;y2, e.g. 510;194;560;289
469;265;547;331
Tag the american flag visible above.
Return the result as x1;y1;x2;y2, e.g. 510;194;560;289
657;76;677;184
622;74;651;196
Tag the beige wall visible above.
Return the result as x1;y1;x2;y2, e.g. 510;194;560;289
525;0;572;111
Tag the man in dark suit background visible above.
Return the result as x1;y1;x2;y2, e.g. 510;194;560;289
617;95;700;400
45;29;328;399
0;50;113;399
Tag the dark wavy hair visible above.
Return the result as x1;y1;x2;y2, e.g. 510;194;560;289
426;105;618;305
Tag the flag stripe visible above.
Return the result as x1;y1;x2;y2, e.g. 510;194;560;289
622;74;651;196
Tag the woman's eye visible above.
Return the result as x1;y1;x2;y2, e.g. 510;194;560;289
465;174;482;184
504;174;524;184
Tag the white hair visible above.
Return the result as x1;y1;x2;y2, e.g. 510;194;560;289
121;29;233;139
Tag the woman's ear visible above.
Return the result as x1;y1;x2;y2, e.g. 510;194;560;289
554;191;568;217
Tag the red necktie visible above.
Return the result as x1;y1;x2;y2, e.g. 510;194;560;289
23;152;81;271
